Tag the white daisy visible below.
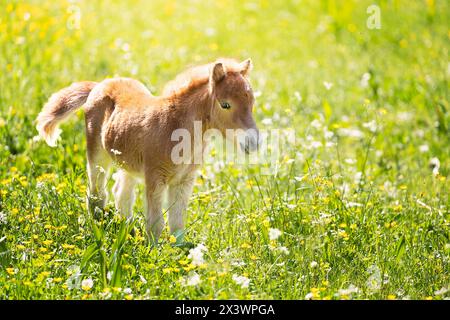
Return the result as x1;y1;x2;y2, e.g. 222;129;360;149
232;275;250;289
269;228;282;241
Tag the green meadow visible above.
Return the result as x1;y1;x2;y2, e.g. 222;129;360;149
0;0;448;299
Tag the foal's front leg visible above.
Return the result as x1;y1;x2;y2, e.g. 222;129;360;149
112;170;137;219
144;177;166;245
168;176;195;244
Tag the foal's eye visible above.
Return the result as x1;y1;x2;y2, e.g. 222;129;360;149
220;102;231;109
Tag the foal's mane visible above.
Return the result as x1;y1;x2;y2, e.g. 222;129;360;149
161;58;244;98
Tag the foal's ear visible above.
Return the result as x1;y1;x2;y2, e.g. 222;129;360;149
211;62;226;83
240;58;253;76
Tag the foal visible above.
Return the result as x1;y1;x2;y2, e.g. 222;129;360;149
36;58;259;244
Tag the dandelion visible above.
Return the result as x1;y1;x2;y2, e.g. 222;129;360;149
6;268;16;275
188;243;208;266
169;235;177;244
338;230;349;240
305;288;320;300
269;228;282;241
232;274;250;289
163;268;172;274
42;239;53;246
241;242;251;249
310;261;318;268
81;278;94;291
23;280;33;287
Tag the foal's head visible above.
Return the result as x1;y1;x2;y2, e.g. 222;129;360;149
209;58;260;153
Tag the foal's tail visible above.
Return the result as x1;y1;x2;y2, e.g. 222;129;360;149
36;81;97;147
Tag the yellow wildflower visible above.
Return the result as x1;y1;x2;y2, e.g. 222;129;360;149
6;268;16;275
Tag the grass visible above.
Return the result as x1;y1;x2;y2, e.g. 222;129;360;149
0;0;449;300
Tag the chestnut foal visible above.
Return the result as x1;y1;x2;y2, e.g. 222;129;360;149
36;58;259;244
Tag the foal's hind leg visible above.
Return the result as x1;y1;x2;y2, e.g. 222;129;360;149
112;169;136;219
86;149;112;216
84;95;114;217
